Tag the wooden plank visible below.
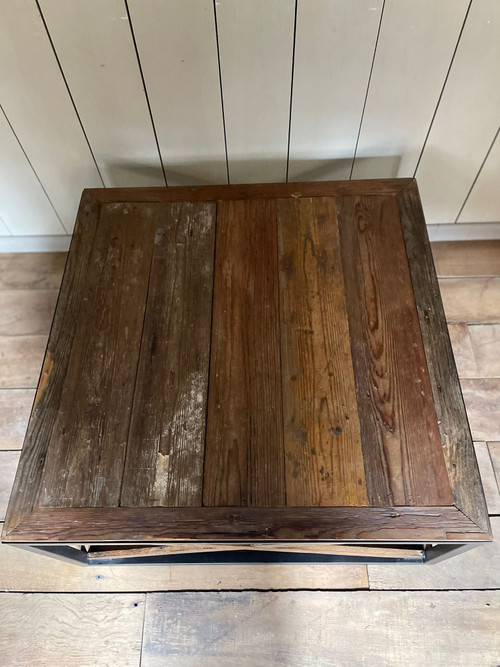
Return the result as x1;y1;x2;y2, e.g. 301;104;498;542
353;0;469;179
459;130;500;223
338;194;451;506
488;442;500;498
0;335;47;389
432;240;500;277
277;197;367;506
0;389;34;450
0;290;57;335
39;203;158;509
0;252;66;290
461;379;500;442
0;1;102;231
127;0;226;186
4;506;488;543
2;194;100;537
439;277;500;324
121;202;216;507
448;324;478;378
0;107;63;235
204;199;284;507
215;0;295;183
0;452;20;521
474;442;500;515
288;0;381;181
369;516;500;590
468;324;500;377
416;0;500;223
39;0;164;187
0;593;144;666
142;591;500;665
0;540;367;592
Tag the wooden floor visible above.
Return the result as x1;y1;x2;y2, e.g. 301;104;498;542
0;241;499;665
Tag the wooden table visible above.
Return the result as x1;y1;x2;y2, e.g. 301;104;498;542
2;179;491;565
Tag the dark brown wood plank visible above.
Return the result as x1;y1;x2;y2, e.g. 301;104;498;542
4;506;489;543
398;180;490;535
203;199;285;507
121;202;216;508
37;202;158;509
87;178;412;204
338;194;452;507
277;197;367;506
2;193;100;537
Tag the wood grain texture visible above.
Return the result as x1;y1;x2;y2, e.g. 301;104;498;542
203;199;284;507
0;252;66;289
468;324;500;377
0;389;34;450
0;593;144;666
278;197;367;506
338;194;451;506
141;591;500;666
461;379;500;442
0;451;20;520
474;442;500;515
448;324;478;378
431;241;500;278
2;193;100;537
4;506;488;543
398;181;490;534
0;290;57;335
39;203;157;509
0;335;47;388
121;202;216;507
439;277;500;324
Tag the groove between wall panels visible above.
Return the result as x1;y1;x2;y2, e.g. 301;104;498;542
285;0;298;183
212;0;230;185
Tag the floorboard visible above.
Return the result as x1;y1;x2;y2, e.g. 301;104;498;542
461;379;500;441
432;241;500;277
0;252;66;290
0;290;58;335
0;335;47;389
439;277;500;324
0;389;33;450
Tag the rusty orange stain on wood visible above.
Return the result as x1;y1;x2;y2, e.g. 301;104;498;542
34;350;54;407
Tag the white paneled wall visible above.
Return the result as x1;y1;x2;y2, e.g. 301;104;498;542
0;0;498;241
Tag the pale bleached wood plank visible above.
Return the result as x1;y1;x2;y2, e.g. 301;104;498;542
459;129;500;223
288;0;381;181
0;109;62;235
439;277;500;324
432;241;500;278
468;324;500;378
369;516;500;590
475;442;500;515
0;389;34;450
216;0;295;183
0;2;102;231
448;324;478;378
0;252;66;290
488;442;500;497
40;0;164;187
0;539;367;592
142;591;500;666
0;593;144;666
127;0;227;186
0;451;20;520
0;335;47;389
416;0;500;223
461;379;500;442
0;290;57;335
353;0;469;179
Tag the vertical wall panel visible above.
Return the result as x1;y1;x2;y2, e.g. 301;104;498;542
352;0;470;180
0;109;63;236
127;0;227;186
0;217;11;236
288;0;381;182
216;0;295;184
416;0;500;224
458;130;500;223
0;1;102;232
39;0;165;188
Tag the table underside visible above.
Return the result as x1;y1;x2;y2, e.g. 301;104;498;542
2;180;490;560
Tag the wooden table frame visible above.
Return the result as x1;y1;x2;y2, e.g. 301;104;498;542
2;178;491;565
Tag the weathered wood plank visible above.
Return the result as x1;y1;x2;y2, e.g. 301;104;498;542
432;241;500;278
448;324;478;378
121;202;216;508
204;199;285;507
0;389;34;450
277;197;367;506
461;379;500;442
398;181;490;534
0;335;47;388
0;451;20;521
474;442;500;515
439;277;500;324
488;442;500;500
468;324;500;378
338;194;451;507
0;252;66;290
0;593;144;666
39;203;158;509
141;591;500;666
0;290;57;335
